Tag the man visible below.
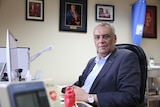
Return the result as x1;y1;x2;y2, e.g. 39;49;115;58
66;4;81;26
72;23;141;107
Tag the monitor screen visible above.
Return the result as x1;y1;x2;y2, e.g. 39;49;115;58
15;89;50;107
15;92;39;107
6;29;18;82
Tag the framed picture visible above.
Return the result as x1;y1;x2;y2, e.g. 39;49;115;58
96;4;114;21
59;0;87;33
143;6;157;38
26;0;44;21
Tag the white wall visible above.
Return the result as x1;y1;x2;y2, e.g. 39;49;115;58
0;0;160;85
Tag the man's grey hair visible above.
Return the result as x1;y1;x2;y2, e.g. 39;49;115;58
96;23;115;35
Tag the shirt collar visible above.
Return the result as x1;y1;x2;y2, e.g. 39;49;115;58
94;53;111;63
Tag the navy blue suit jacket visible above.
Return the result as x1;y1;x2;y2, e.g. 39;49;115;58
74;48;141;107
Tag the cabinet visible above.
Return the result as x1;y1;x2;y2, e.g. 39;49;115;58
146;67;160;107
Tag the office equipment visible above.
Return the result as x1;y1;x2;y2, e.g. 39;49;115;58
0;47;30;81
0;81;51;107
0;29;53;82
6;29;19;82
43;79;63;107
29;45;53;63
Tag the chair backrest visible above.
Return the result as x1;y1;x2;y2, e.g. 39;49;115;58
116;44;147;105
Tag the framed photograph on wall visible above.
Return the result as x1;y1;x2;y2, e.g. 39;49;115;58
143;6;157;38
26;0;44;21
59;0;87;33
96;4;114;21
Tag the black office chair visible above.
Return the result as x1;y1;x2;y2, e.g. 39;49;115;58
116;44;147;107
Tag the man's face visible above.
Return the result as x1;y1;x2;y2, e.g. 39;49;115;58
93;26;116;58
71;5;76;11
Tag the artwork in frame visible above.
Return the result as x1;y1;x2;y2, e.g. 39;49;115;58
96;4;114;21
26;0;44;21
143;5;157;38
59;0;87;33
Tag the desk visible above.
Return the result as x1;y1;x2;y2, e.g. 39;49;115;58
61;101;93;107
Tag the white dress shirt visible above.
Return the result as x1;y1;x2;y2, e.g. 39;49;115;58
82;54;111;93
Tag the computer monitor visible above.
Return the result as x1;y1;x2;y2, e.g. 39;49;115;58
0;81;50;107
6;29;19;82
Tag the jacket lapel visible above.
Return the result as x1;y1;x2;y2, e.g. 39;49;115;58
89;48;118;93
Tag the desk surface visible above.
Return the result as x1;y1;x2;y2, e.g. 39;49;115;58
61;101;93;107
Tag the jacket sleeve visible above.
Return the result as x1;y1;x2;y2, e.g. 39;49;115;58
73;57;95;87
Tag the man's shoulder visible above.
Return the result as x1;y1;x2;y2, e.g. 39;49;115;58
113;48;137;58
88;57;96;62
116;48;133;54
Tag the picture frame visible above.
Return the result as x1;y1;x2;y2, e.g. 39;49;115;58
59;0;87;33
96;4;114;21
143;5;157;38
26;0;44;21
